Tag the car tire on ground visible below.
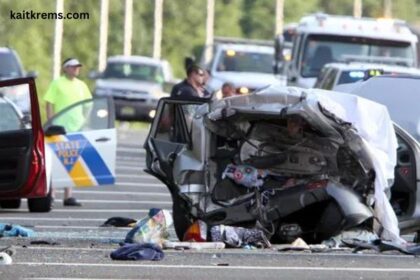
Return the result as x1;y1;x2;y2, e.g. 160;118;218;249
28;189;52;213
172;194;194;241
0;199;21;209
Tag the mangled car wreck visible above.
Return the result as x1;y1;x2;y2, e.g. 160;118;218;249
145;85;404;245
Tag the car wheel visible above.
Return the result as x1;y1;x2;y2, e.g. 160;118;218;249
172;194;194;241
28;189;52;213
0;199;21;209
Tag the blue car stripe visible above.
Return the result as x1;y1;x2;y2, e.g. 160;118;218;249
66;134;115;185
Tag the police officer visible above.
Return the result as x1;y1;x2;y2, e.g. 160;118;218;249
170;64;206;98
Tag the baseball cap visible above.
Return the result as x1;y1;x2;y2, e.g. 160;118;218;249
62;58;82;68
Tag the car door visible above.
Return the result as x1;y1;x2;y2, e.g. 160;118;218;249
0;77;46;198
144;98;206;190
44;97;116;188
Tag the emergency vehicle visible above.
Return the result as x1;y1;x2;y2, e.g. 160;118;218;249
274;13;418;88
0;77;116;212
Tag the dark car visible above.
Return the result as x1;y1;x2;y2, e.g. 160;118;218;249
144;85;415;243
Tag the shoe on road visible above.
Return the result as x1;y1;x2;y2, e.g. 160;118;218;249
63;197;82;207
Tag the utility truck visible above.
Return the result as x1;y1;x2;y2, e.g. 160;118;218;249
274;13;418;88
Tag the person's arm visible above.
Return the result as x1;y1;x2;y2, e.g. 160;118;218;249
46;102;54;119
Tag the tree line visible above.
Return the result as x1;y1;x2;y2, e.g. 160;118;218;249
1;0;419;121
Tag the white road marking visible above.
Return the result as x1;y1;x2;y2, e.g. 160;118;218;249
52;199;171;205
34;225;130;230
117;147;145;154
116;165;145;170
0;217;106;221
114;182;165;187
0;209;148;213
54;190;170;196
117;174;158;180
14;262;420;272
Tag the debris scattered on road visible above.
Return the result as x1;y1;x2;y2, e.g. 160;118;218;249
0;252;12;265
0;223;35;238
163;241;225;250
124;208;172;247
110;243;164;261
101;217;137;227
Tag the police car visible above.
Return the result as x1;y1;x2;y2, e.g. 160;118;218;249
0;77;116;212
314;62;420;91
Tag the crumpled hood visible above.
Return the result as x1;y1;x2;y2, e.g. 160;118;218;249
95;79;161;93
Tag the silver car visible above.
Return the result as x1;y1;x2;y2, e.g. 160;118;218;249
93;55;174;121
145;85;418;243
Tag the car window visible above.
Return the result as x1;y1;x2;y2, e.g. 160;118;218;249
217;50;273;73
321;68;338;90
0;52;23;78
103;62;162;83
155;103;201;143
0;84;31;132
47;98;111;133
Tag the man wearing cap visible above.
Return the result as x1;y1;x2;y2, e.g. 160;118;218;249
44;58;92;207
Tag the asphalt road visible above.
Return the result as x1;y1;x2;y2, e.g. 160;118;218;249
1;125;420;280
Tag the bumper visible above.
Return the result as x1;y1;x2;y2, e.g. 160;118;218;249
114;98;158;120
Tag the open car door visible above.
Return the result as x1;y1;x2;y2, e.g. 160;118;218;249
44;97;116;188
0;78;46;201
144;97;207;192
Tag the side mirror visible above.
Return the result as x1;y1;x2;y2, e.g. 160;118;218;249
274;34;285;74
44;125;66;136
26;71;38;78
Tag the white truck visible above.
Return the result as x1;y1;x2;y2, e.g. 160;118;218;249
199;37;285;97
274;13;418;88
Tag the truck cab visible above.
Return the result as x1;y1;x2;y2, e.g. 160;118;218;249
200;37;285;97
275;13;418;88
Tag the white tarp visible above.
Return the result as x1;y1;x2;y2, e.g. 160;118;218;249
309;89;402;243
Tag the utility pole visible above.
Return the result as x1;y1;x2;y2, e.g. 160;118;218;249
153;0;163;59
275;0;284;35
98;0;109;71
384;0;392;18
124;0;133;56
353;0;362;18
52;0;64;79
204;0;215;65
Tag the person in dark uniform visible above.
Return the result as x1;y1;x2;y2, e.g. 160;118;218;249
170;64;206;98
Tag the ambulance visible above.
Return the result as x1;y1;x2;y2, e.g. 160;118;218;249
274;13;418;88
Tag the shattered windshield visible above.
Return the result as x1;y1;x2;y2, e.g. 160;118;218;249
301;35;414;78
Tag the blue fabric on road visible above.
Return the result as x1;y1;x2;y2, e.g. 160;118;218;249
110;243;164;261
0;223;36;237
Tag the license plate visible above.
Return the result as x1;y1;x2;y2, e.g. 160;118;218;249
120;106;135;116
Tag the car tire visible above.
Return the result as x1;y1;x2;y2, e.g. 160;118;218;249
0;199;21;209
172;194;193;241
28;189;52;213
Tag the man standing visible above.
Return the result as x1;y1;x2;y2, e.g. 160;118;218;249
170;64;206;98
44;58;92;207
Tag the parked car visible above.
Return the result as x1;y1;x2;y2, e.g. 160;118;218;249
335;75;420;236
92;55;175;121
0;47;37;114
144;85;416;243
0;77;117;212
314;62;420;91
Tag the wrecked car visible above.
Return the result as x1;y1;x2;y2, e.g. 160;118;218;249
144;85;409;244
